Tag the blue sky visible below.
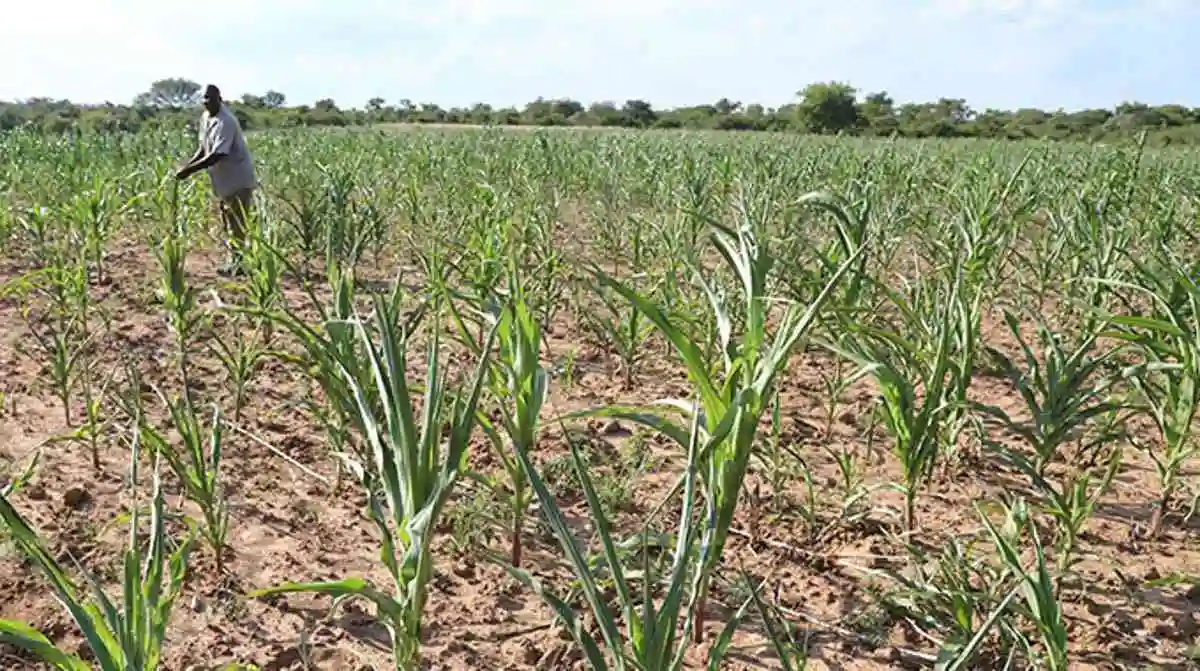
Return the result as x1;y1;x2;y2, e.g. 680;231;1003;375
3;0;1197;112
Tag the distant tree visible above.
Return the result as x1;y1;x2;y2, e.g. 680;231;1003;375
621;99;657;127
795;82;858;134
1153;104;1192;127
714;97;741;115
263;90;286;109
934;98;974;124
417;103;445;123
971;109;1013;137
229;106;252;129
551;99;584;120
494;107;521;125
588;101;625;126
15;76;1200;144
859;91;897;135
467;103;494;124
521;98;576;125
134;78;202;108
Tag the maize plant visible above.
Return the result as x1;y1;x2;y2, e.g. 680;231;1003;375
571;187;867;640
1102;246;1200;535
468;281;547;568
833;264;971;534
250;292;497;670
975;311;1128;478
504;401;759;670
139;391;231;574
0;428;195;670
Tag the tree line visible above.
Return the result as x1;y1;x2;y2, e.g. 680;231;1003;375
4;77;1200;145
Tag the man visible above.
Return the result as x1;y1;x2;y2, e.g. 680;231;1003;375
176;84;257;275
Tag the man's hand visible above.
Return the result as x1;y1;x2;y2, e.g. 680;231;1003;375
176;145;205;180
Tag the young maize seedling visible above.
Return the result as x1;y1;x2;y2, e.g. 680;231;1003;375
471;286;547;568
63;174;129;285
994;443;1122;576
355;191;388;268
763;391;789;511
139;392;230;574
578;277;658;389
140;169;188;248
934;149;1028;295
740;573;813;671
58;360;116;471
253;252;370;490
208;318;272;426
503;404;753;670
321;161;370;275
978;498;1070;671
21;306;90;428
1101;249;1200;535
154;232;204;404
278;170;330;269
814;344;877;444
791;190;872;312
16;205;52;258
0;428;195;671
0;450;39;498
920;229;989;467
873;533;1022;668
263;257;413;490
8;251;95;430
66;254;115;471
250;295;496;671
572;196;866;641
975;311;1127;478
239;213;284;342
1055;195;1128;334
518;210;571;341
832;268;967;534
1012;226;1068;316
439;212;510;349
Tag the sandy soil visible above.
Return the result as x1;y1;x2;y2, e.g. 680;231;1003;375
1;226;1199;671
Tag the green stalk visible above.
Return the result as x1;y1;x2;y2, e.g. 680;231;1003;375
250;292;496;670
975;312;1127;478
0;424;195;670
475;282;546;567
1100;249;1200;535
140;393;230;574
569;194;867;641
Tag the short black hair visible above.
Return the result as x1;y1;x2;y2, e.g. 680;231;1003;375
204;84;221;98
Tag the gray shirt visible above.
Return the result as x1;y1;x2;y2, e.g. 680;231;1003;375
200;104;256;198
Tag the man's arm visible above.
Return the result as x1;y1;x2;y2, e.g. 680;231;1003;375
176;150;227;180
176;117;231;180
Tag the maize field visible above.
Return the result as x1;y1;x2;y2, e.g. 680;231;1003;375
1;125;1199;670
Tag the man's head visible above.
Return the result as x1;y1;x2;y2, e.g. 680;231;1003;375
202;84;222;115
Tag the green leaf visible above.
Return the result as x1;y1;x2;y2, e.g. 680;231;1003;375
934;584;1021;671
497;562;610;671
0;492;119;668
247;577;406;622
0;619;90;671
556;405;694;449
